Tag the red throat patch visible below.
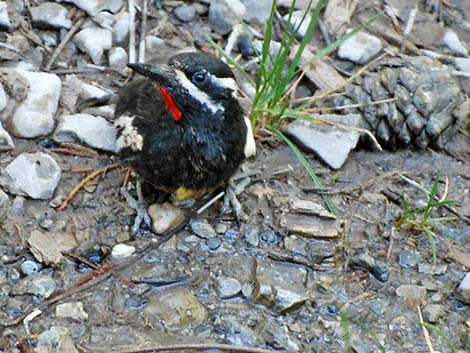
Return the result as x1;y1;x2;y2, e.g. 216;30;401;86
159;86;182;122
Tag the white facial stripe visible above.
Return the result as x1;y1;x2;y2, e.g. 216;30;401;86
243;116;256;158
174;70;223;114
115;115;143;152
208;74;238;97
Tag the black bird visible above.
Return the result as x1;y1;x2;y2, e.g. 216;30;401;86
114;52;256;232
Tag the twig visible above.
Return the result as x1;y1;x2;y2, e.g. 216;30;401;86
418;305;435;353
303;97;397;112
49;148;109;160
45;16;86;71
400;6;418;54
56;164;120;211
386;226;395;263
138;0;148;63
128;0;136;63
89;343;280;353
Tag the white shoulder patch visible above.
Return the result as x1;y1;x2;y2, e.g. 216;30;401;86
115;115;143;152
243;116;256;158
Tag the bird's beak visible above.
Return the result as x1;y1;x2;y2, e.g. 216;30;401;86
127;63;175;85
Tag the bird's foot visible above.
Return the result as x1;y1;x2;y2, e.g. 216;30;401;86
221;178;251;225
120;187;152;234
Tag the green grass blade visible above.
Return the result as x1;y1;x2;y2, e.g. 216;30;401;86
422;322;456;353
270;127;337;215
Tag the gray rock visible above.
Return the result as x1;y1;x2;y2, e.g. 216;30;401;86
1;152;61;200
54;113;117;152
284;10;311;38
398;249;422;269
207;237;222;250
224;319;264;348
27;230;77;265
36;326;79;353
148;202;185;235
457;272;470;304
30;3;72;29
20;260;42;276
12;273;57;298
282;114;362;169
93;11;115;30
0;188;10;219
418;263;448;275
190;218;217;239
112;11;129;43
422;304;445;323
59;0;122;16
396;285;427;304
108;47;128;67
0;122;14;151
348;253;389;282
0;81;6;111
454;57;470;72
217;277;242;298
0;69;61;138
337;30;382;64
61;75;112;111
56;302;88;320
240;0;272;23
244;228;259;247
174;4;197;22
440;29;468;56
145;35;165;52
253;260;308;312
74;26;112;64
209;0;246;35
0;1;11;29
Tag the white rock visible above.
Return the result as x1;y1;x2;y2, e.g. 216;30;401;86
0;82;6;112
59;0;122;16
1;152;61;200
81;105;115;119
0;1;11;29
54;113;117;152
282;114;362;169
56;302;88;320
284;11;311;38
440;29;468;56
74;26;112;64
241;0;272;23
112;243;135;258
457;272;470;304
337;30;382;64
80;81;112;101
454;57;470;72
93;11;115;30
0;69;61;138
109;47;128;67
30;2;72;29
209;0;246;35
113;11;129;43
61;75;112;111
146;35;165;51
0;121;14;151
36;326;79;353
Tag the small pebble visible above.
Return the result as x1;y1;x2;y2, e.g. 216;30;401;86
111;243;135;258
21;260;42;276
190;218;217;239
109;47;128;68
217;277;242;298
214;223;227;234
174;4;197;22
337;30;382;64
206;237;222;250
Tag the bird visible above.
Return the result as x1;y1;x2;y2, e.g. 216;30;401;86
114;52;256;233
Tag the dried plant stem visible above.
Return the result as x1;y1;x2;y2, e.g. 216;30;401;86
128;0;136;63
138;0;148;63
304;97;397;113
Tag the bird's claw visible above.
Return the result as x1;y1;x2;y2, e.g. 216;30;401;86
120;187;152;234
222;183;248;225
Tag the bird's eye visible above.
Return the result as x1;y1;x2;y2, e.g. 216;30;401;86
192;71;207;85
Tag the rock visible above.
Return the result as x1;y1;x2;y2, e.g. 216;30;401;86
56;302;88;320
290;198;336;219
0;81;6;111
457;272;470;304
209;0;246;35
36;326;79;353
0;1;11;29
12;273;57;298
223;319;265;348
108;47;128;67
60;0;122;16
207;237;222;250
174;4;197;22
422;304;445;323
240;0;272;23
282;114;362;169
244;227;259;247
0;122;14;151
113;11;129;43
145;35;165;52
20;260;42;276
53;113;117;152
27;230;77;266
217;277;242;298
454;57;470;72
253;259;308;312
418;263;448;275
30;3;72;29
0;69;61;138
190;218;217;239
398;249;422;269
280;213;345;239
1;152;61;200
111;243;135;258
148;202;185;235
61;75;112;111
396;285;427;304
74;26;112;64
284;11;311;38
440;29;468;56
143;287;207;329
348;253;389;282
0;188;10;219
337;30;382;64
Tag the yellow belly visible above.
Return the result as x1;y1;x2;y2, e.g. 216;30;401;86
174;187;208;200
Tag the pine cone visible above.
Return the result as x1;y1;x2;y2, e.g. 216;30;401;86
334;56;469;149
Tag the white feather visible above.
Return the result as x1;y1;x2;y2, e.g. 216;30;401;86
243;116;256;158
115;115;143;152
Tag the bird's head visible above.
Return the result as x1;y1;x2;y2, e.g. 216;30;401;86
127;52;240;122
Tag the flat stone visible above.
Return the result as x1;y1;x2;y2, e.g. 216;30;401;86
59;0;122;16
36;326;79;353
440;29;468;56
282;114;362;169
108;47;128;67
54;113;117;152
280;213;345;239
190;218;217;239
398;249;422;269
20;260;42;276
111;243;135;258
56;302;88;320
143;287;207;329
217;277;242;298
422;304;445;323
30;3;72;29
0;81;6;111
1;152;61;200
113;10;129;43
253;259;308;312
0;188;10;219
418;263;448;275
457;272;470;304
27;230;77;266
240;0;272;23
61;75;111;111
12;273;57;298
0;122;14;151
209;0;246;35
0;1;11;29
74;26;112;64
0;69;61;138
148;202;185;235
337;30;382;64
174;4;197;22
396;285;427;304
